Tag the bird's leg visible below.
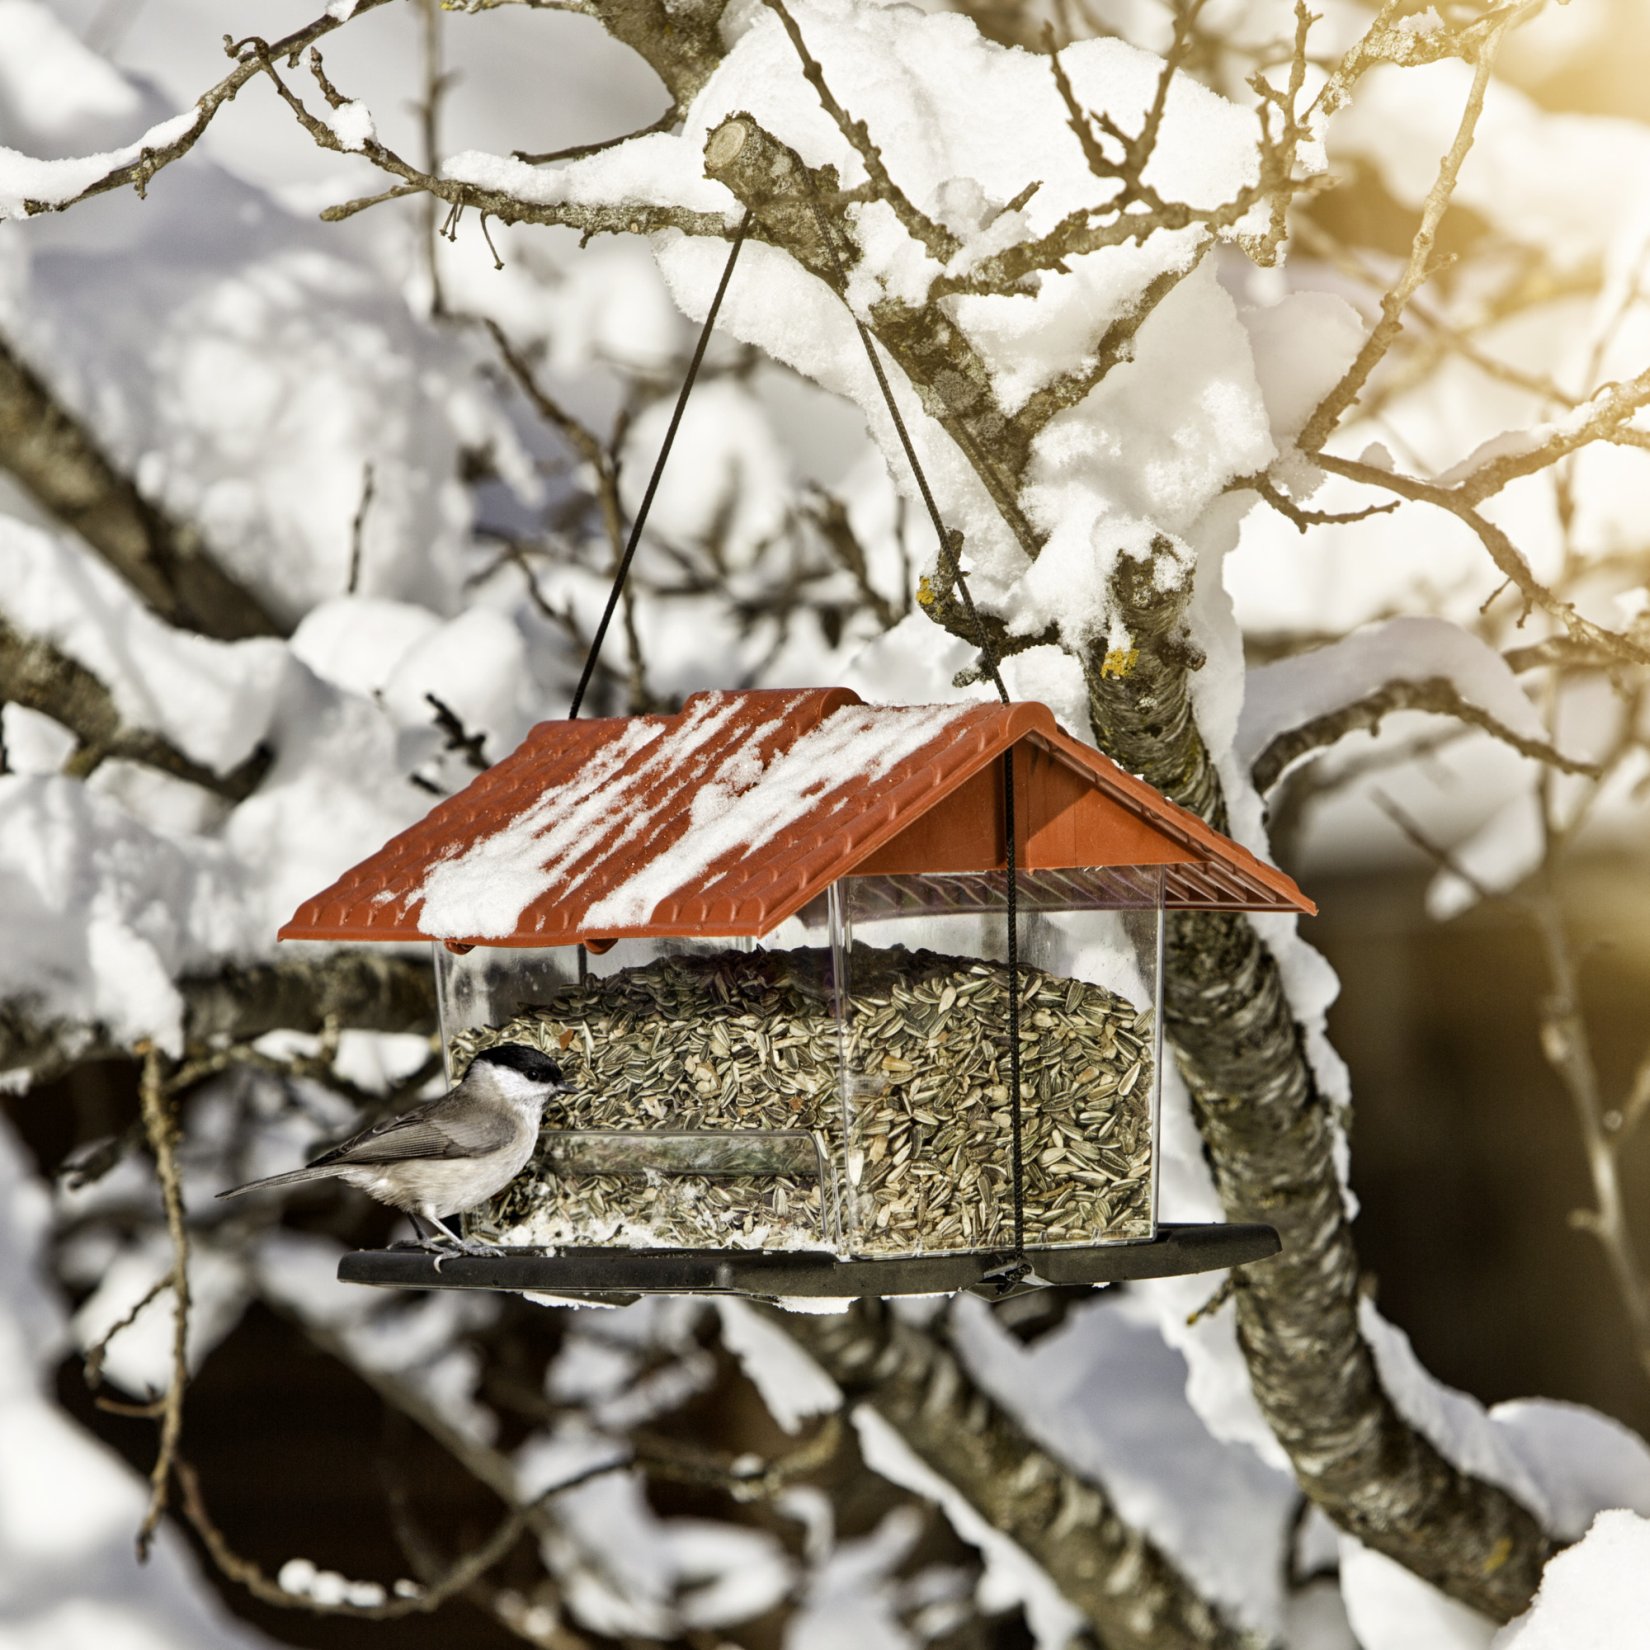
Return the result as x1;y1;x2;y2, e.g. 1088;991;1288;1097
401;1211;462;1253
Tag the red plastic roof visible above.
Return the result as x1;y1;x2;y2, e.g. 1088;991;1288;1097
280;688;1313;948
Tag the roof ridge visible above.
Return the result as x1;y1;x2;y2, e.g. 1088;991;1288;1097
278;687;1313;946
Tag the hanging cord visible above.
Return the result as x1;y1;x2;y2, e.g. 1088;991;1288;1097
795;173;1028;1271
567;211;752;721
559;172;1029;1273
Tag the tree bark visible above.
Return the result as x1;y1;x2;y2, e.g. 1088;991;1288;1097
1085;557;1555;1618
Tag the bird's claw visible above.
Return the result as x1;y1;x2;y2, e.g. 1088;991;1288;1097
416;1233;498;1272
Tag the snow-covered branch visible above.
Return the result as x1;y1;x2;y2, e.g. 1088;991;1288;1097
782;1301;1267;1650
0;619;272;801
0;953;435;1088
0;338;279;640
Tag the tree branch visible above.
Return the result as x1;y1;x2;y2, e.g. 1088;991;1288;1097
1071;548;1556;1618
15;0;397;216
0;619;272;801
702;115;1041;556
777;1300;1269;1650
1315;454;1650;668
761;0;960;263
0;951;436;1088
135;1046;189;1560
0;339;281;640
1252;673;1600;794
1298;3;1540;453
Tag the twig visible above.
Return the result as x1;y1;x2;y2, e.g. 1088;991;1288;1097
175;1452;627;1621
1316;453;1650;666
84;1271;176;1390
1298;3;1543;453
631;1413;844;1501
804;488;904;630
17;0;397;216
514;108;677;165
761;0;959;264
425;692;490;771
1250;474;1399;532
135;1045;189;1560
347;462;375;594
481;320;654;709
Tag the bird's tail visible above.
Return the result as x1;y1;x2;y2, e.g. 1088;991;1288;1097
216;1164;345;1200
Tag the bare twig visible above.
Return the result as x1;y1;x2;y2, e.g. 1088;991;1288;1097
16;0;397;216
1249;474;1400;531
1299;4;1543;452
425;692;491;772
175;1452;626;1622
135;1045;189;1560
84;1271;175;1390
1316;453;1650;667
482;319;653;709
347;463;375;595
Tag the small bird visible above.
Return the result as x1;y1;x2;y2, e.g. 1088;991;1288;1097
218;1043;572;1254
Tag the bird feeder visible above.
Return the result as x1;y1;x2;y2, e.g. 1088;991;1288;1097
280;687;1312;1301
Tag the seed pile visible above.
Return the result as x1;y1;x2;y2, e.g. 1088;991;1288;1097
460;945;1153;1255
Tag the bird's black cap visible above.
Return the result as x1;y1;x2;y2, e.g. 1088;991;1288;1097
475;1043;571;1088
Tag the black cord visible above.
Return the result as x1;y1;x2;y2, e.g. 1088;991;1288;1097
794;181;1009;709
560;170;1029;1265
567;212;752;720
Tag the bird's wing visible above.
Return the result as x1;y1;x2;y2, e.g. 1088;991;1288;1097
310;1098;517;1167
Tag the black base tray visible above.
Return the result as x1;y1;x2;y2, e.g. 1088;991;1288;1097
337;1222;1279;1301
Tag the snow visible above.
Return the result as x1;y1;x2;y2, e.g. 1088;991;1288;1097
618;379;795;566
4;0;1650;1645
1493;1511;1650;1649
712;1298;841;1432
948;1291;1295;1633
0;3;202;222
1340;1543;1499;1650
323;100;376;154
852;1406;1085;1650
582;698;974;929
70;1234;247;1396
415;693;978;939
3;518;288;772
785;1508;925;1650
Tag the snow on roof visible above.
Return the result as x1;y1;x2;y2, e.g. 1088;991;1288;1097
279;688;1312;947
